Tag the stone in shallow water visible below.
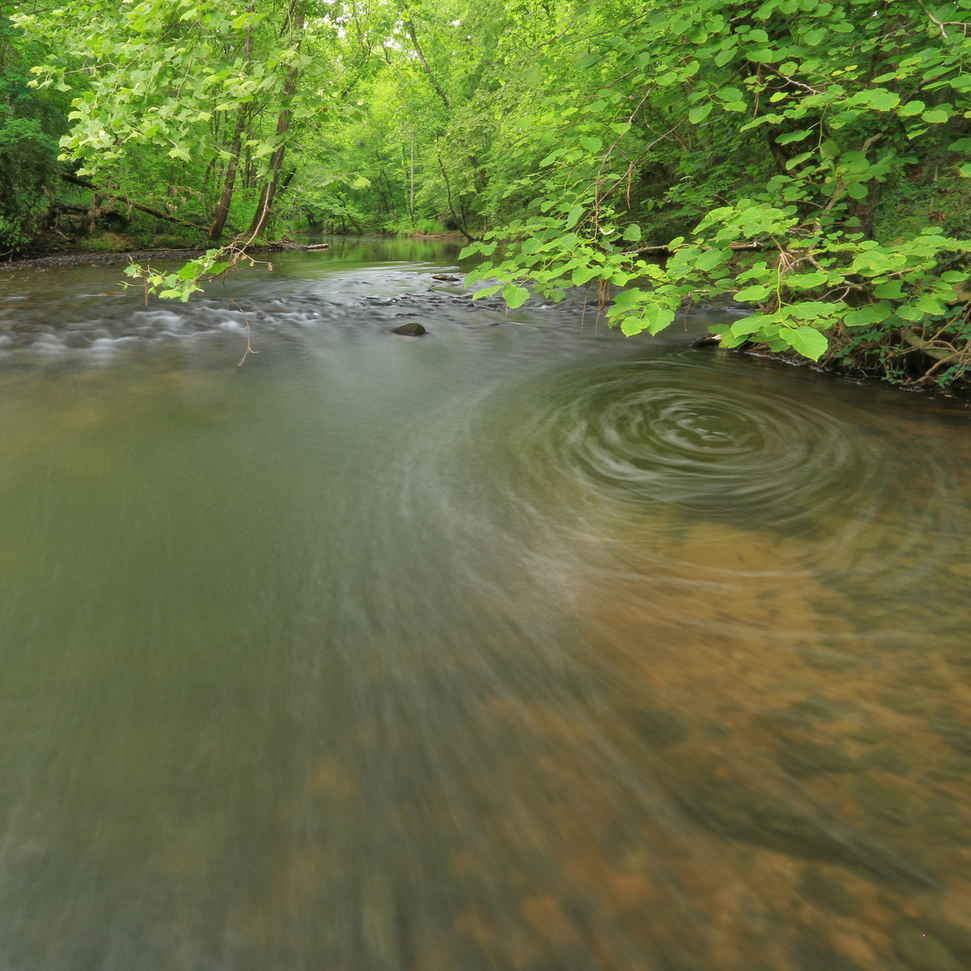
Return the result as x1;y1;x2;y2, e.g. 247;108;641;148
678;774;934;887
391;322;427;336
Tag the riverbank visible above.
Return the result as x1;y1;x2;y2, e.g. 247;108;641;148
3;237;969;404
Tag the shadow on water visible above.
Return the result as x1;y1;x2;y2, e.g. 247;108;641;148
0;241;970;971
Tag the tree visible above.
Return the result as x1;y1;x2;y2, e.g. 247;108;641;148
462;0;971;386
14;0;326;242
0;0;69;255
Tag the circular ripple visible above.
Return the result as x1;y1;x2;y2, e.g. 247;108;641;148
513;356;865;524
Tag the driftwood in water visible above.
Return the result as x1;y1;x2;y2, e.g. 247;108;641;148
60;173;201;230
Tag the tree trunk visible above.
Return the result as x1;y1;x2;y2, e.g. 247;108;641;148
210;3;255;240
246;7;305;239
209;114;247;240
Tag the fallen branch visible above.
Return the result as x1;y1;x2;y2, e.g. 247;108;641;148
60;173;201;230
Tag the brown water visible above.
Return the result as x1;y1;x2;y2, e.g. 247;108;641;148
0;239;969;971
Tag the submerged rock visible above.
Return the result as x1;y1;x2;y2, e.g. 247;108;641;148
677;774;935;887
391;322;427;337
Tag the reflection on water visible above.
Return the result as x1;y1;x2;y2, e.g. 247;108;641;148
0;242;970;971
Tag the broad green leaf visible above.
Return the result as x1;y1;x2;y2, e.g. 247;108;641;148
694;248;729;272
896;304;925;322
844;305;885;327
787;325;829;360
898;100;926;117
503;284;530;309
734;284;774;302
776;128;812;145
572;266;602;286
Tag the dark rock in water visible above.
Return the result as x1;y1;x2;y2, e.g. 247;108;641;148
893;923;962;971
432;274;459;281
680;778;851;861
677;775;935;887
391;322;427;337
630;707;690;747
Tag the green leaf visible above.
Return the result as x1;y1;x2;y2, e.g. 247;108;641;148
623;224;642;241
694;248;729;272
580;136;602;152
844;305;885;327
775;128;812;145
898;100;926;117
572;266;602;286
503;284;530;309
472;284;502;301
566;204;584;229
874;280;905;298
922;108;950;124
689;103;712;123
896;304;925;322
787;325;829;360
734;284;774;302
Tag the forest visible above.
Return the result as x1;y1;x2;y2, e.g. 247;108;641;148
4;0;971;389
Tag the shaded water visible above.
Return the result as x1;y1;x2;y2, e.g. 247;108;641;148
1;239;970;971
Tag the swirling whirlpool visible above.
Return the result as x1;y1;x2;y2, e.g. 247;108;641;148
510;357;863;518
486;353;967;595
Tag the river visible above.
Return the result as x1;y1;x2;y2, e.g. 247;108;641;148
0;238;969;971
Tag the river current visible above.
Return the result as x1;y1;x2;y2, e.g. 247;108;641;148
0;239;969;971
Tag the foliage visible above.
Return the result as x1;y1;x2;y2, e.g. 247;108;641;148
9;0;971;388
459;0;971;389
0;2;69;255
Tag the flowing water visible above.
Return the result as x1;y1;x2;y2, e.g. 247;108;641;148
1;239;970;971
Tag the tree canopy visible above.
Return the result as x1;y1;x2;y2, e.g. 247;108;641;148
5;0;971;388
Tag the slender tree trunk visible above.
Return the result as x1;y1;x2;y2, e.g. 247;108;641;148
437;155;476;242
247;7;305;238
209;114;247;239
209;4;254;240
